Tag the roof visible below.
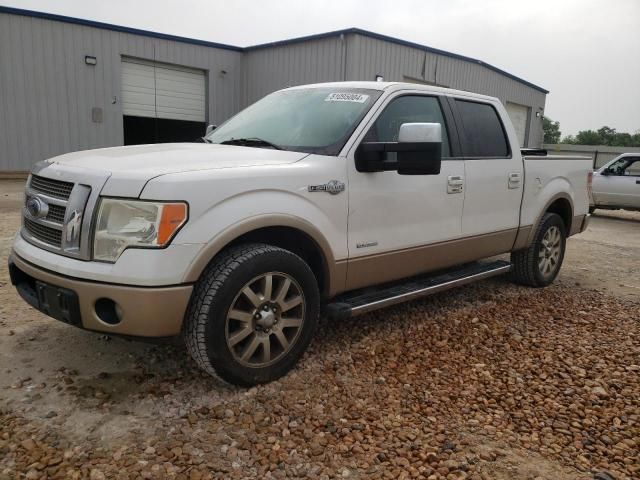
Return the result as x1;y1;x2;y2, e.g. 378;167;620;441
284;81;500;102
0;6;548;94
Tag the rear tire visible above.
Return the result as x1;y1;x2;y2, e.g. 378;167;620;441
183;243;320;386
511;213;566;287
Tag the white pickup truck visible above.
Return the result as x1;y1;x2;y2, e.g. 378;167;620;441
9;82;592;386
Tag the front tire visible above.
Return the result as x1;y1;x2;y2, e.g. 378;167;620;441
511;213;566;287
183;243;320;386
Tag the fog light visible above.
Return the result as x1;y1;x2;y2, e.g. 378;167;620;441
95;298;122;325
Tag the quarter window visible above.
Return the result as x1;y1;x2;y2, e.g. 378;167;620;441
365;96;451;158
455;100;509;158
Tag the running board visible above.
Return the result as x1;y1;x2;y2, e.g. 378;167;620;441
325;260;511;320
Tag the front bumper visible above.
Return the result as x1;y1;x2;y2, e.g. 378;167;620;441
9;253;192;337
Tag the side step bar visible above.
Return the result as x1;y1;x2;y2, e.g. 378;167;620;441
325;260;511;320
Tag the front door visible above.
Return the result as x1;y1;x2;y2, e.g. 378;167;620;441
595;157;640;208
345;93;465;290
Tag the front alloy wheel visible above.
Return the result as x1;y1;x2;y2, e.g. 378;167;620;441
183;243;319;386
226;273;305;368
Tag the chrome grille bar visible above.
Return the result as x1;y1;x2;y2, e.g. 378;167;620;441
24;217;63;247
46;204;66;223
21;162;109;260
30;175;74;199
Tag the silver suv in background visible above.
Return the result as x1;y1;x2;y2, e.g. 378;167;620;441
591;154;640;213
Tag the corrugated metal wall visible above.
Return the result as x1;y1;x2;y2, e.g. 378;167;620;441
344;35;546;146
0;13;243;171
0;11;547;172
244;36;345;103
544;144;640;168
245;33;546;147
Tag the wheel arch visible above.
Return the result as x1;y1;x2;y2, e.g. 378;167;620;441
182;215;346;298
545;197;573;231
526;194;574;247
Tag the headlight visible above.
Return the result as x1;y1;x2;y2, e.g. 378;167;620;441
93;199;188;262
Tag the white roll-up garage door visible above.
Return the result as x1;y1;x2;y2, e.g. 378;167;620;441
505;102;529;147
121;58;206;122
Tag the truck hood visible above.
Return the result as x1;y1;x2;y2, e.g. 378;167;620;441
42;143;309;197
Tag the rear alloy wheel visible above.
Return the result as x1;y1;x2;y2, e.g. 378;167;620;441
537;225;562;280
183;243;319;386
511;212;566;287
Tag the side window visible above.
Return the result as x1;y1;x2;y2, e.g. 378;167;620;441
455;100;509;158
607;158;629;175
365;96;451;158
623;159;640;176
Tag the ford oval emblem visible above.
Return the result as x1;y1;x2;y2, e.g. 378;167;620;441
26;197;49;219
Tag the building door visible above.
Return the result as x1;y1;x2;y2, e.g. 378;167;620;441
505;102;530;147
121;58;206;145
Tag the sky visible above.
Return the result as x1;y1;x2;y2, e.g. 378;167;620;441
3;0;639;137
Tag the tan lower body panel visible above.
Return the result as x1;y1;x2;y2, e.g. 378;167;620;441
11;254;192;337
345;229;517;291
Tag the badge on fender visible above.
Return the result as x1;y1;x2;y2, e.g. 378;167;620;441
308;180;345;195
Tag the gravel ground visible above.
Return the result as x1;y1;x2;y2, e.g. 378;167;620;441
1;180;639;479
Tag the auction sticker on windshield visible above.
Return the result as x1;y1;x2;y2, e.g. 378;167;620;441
325;93;370;103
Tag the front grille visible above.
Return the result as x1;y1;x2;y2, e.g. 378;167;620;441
30;175;74;199
46;204;66;223
24;217;62;247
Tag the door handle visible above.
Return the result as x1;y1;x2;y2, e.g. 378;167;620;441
508;172;521;189
447;175;464;194
636;179;640;185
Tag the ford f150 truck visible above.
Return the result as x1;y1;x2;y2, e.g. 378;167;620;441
9;82;592;386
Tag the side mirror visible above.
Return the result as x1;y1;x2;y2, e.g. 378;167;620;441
354;122;443;175
396;123;442;175
205;124;217;136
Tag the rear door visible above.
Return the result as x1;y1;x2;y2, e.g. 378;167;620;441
451;98;523;241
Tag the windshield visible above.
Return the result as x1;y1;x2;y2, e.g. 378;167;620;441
206;88;382;155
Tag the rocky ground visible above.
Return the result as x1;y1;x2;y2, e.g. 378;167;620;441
0;180;639;479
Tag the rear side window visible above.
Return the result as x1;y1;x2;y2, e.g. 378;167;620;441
624;159;640;176
455;100;509;158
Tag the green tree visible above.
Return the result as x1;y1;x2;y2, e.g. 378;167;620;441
559;127;640;146
611;132;632;147
543;116;561;144
597;126;616;145
574;130;603;145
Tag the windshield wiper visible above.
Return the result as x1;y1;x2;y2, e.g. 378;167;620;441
219;137;282;150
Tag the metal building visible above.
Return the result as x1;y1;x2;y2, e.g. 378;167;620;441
0;6;548;173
